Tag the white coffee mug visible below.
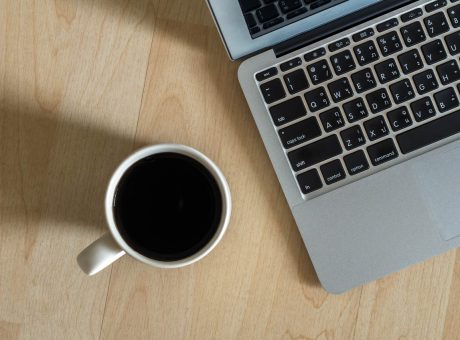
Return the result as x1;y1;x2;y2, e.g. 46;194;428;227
77;144;231;275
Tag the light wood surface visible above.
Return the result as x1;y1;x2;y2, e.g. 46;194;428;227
1;1;459;339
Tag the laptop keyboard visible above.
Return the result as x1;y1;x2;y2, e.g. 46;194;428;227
239;0;348;38
255;0;460;196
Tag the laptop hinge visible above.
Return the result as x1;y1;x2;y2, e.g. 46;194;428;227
273;0;418;58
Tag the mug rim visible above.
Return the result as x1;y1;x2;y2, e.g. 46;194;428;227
104;144;231;268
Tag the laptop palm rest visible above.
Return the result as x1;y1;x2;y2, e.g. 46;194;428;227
291;140;460;293
411;142;460;241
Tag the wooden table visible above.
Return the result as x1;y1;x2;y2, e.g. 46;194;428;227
1;1;459;339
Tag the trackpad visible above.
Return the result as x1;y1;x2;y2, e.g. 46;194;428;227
413;145;460;241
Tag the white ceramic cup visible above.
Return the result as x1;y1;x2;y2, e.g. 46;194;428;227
77;144;231;275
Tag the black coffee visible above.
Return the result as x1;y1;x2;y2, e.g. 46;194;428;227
113;153;222;261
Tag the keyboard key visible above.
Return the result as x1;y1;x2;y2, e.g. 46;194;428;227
434;87;459;112
296;169;323;194
284;69;309;94
437;60;460;84
448;4;460;28
239;0;261;12
288;135;342;171
374;58;400;84
320;159;346;185
330;50;356;75
377;31;403;56
256;4;279;22
250;26;261;35
387;107;413;131
363;116;389;141
340;125;366;150
413;69;439;94
397;109;460;154
401;8;423;22
304;86;330;112
377;18;399;33
400;22;426;47
344;150;369;175
278;117;322;148
280;57;302;71
343;98;368;123
310;0;332;10
421;39;447;64
260;78;286;104
328;37;351;52
269;96;306;126
366;88;392;113
354;41;379;66
263;17;284;29
389;79;415;104
307;59;332;84
367;139;398;166
445;31;460;55
286;7;308;19
398;49;424;74
279;0;302;13
256;67;278;81
327;78;353;103
244;13;257;27
351;68;377;93
319;108;345;132
352;28;375;42
425;0;447;12
304;47;326;62
411;97;437;122
424;12;450;37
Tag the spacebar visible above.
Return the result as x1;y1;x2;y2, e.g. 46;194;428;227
396;110;460;154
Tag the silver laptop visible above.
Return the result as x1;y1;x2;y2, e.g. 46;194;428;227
207;0;460;293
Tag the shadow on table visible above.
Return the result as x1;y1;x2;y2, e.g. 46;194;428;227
0;0;320;287
0;104;148;232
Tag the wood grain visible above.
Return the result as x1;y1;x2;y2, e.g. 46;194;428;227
1;0;460;339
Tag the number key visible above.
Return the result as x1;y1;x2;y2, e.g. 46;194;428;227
283;69;309;94
330;50;356;75
353;41;379;66
424;12;449;37
400;22;426;46
448;4;460;28
307;59;332;85
377;31;403;56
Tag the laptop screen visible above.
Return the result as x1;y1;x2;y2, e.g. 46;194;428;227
209;0;385;59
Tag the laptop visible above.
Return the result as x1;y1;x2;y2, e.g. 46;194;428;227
207;0;460;293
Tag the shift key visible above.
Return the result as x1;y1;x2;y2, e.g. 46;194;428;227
288;135;342;171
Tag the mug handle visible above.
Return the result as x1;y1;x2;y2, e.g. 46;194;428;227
77;233;125;275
